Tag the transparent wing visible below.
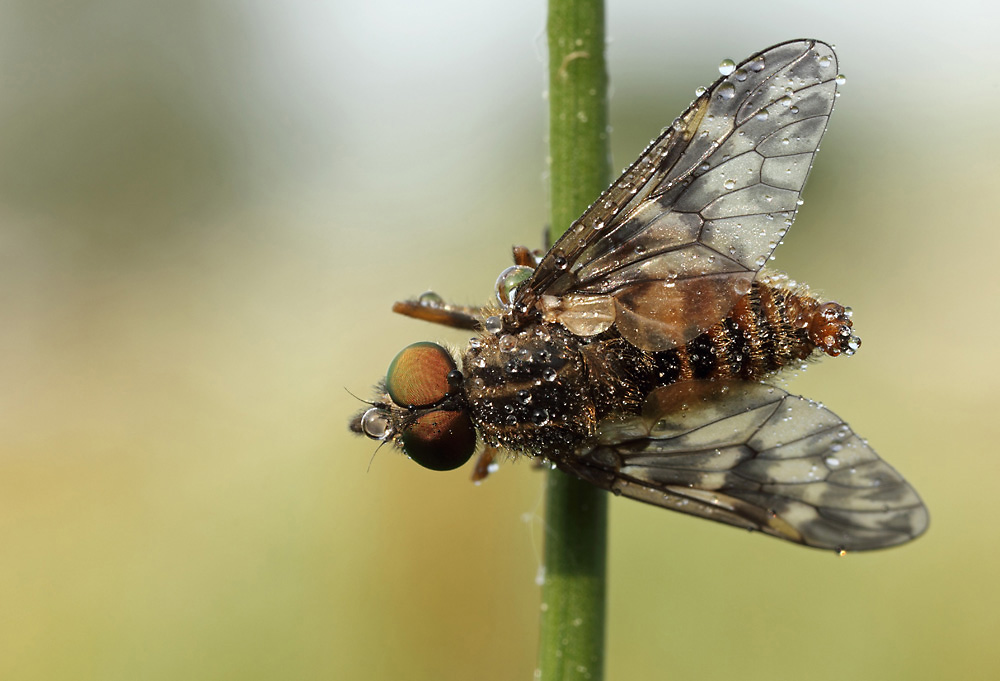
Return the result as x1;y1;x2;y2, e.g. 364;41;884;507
519;39;840;351
557;380;928;551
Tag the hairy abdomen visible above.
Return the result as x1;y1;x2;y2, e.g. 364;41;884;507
584;276;858;418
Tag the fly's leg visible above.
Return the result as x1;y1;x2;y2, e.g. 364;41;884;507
392;292;483;330
471;445;501;483
393;241;545;331
512;245;544;268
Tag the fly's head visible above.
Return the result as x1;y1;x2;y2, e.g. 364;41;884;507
350;342;477;471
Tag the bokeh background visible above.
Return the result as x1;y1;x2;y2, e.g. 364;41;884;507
2;1;997;679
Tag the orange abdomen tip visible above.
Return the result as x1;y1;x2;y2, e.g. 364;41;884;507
806;302;861;357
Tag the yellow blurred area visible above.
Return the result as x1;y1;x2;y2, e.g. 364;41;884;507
1;2;998;680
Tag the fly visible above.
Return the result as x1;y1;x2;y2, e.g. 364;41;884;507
349;39;928;552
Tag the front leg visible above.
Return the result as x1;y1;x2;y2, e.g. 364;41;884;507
392;292;484;330
471;445;501;483
392;243;546;331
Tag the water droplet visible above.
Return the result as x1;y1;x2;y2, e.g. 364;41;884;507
836;73;847;85
718;58;736;76
484;316;503;334
733;278;752;295
531;409;549;426
495;265;534;307
417;291;443;307
723;179;736;190
733;67;748;82
749;56;766;72
360;408;390;440
755;109;769;121
695;86;707;97
717;82;736;100
553;252;568;270
516;390;532;405
542;368;558;382
778;95;792;108
818;55;832;68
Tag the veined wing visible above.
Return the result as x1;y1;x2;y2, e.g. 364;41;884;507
557;380;928;551
519;39;840;351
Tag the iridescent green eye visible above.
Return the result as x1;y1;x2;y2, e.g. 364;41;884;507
385;342;457;407
401;410;476;471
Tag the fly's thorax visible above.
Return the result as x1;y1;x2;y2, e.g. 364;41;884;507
462;321;596;455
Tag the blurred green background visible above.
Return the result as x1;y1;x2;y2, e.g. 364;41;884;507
1;1;997;679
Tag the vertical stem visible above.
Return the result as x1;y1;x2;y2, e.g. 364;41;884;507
538;1;610;679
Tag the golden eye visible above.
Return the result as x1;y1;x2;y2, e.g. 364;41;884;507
385;342;456;407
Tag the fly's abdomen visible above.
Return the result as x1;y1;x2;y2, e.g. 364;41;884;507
579;275;860;413
677;275;859;383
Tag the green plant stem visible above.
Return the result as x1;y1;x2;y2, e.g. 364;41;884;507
537;0;610;679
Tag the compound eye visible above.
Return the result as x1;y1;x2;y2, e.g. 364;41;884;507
385;342;457;407
401;410;476;471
